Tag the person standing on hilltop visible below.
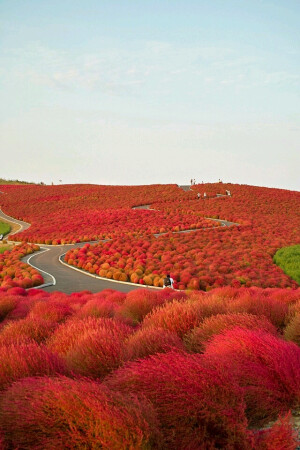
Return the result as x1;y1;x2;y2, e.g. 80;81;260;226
163;274;174;289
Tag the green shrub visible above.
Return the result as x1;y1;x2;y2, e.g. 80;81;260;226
273;245;300;285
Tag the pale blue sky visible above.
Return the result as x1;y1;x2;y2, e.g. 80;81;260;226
0;0;299;189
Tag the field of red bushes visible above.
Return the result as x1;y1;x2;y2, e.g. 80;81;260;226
0;243;44;290
1;182;299;291
0;286;299;448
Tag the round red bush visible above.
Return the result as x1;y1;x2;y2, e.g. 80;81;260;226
104;351;251;449
203;328;300;425
184;313;277;353
123;327;185;361
142;295;227;338
0;342;66;390
0;376;162;449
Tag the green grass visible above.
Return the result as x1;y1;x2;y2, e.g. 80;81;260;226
273;244;300;285
0;222;11;236
0;245;11;254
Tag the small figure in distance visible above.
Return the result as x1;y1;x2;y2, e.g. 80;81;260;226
190;178;193;185
0;234;3;241
163;274;174;289
197;192;201;200
226;190;231;196
203;192;207;198
193;178;196;185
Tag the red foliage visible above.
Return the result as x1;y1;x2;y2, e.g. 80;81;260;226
0;243;43;289
123;327;185;361
47;317;133;378
227;290;290;328
0;376;162;449
0;294;18;322
118;289;169;324
0;342;66;390
203;328;300;425
141;293;226;337
184;312;277;353
104;351;252;449
284;313;300;346
28;298;73;323
75;296;120;319
254;413;299;449
0;317;57;345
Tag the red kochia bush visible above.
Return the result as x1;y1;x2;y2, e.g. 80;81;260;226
284;313;300;346
141;295;227;338
227;292;289;328
0;317;57;345
75;297;119;319
47;317;132;355
47;317;133;378
204;328;300;425
118;289;167;323
0;376;162;450
104;351;251;449
184;313;277;353
123;327;185;361
28;299;73;323
0;342;66;390
0;294;18;321
254;413;299;449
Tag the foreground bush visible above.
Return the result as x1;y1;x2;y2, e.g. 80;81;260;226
0;342;66;390
0;317;57;345
254;413;299;449
203;328;300;425
47;317;133;378
0;376;162;449
104;351;251;449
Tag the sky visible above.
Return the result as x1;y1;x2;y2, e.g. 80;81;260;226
0;0;299;190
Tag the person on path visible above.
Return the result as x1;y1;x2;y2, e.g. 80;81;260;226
197;192;201;200
163;274;174;289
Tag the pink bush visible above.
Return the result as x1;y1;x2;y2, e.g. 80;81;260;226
104;351;251;449
227;291;289;328
184;313;277;353
204;328;300;425
0;376;162;449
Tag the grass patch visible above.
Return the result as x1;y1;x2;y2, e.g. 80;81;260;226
273;244;300;285
0;222;11;236
0;246;12;254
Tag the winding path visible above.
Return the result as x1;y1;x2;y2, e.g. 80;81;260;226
0;193;238;293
